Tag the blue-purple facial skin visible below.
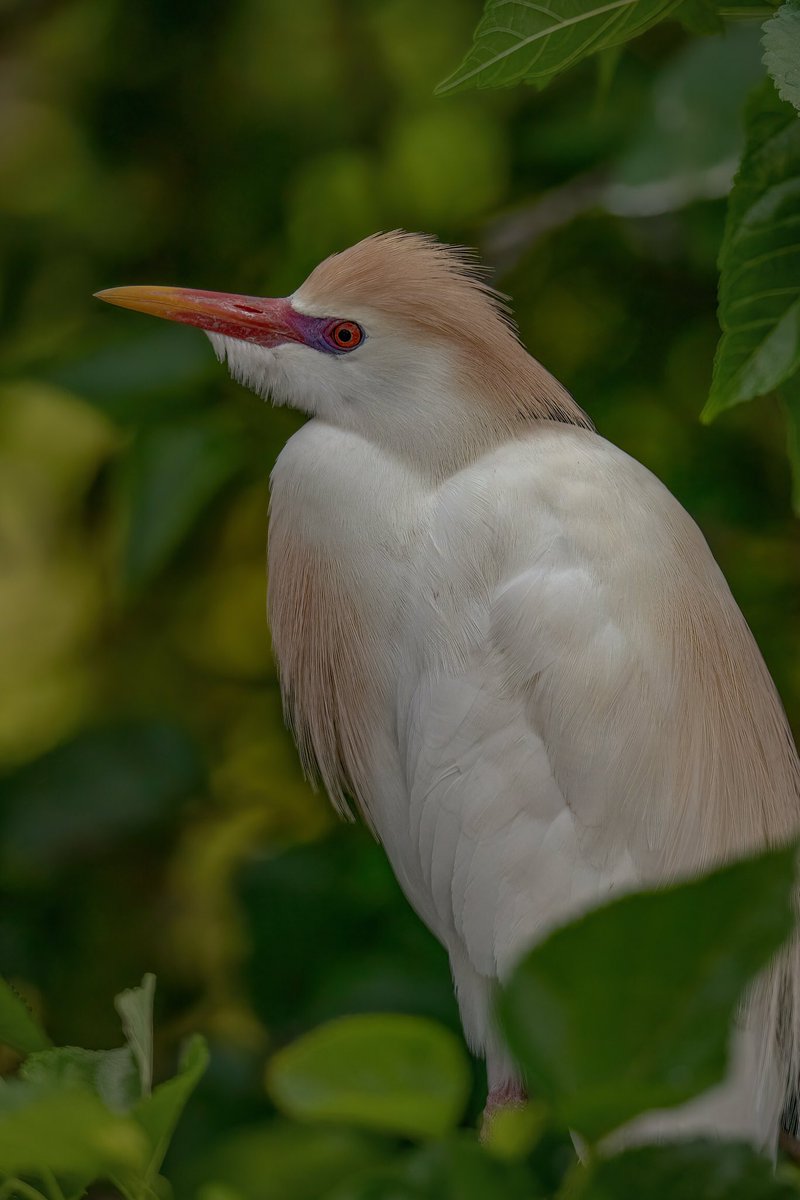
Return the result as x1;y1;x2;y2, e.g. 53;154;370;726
288;311;364;355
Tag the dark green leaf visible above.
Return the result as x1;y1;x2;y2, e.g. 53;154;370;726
498;843;797;1143
120;414;244;592
0;721;205;878
178;1121;392;1200
763;1;800;114
571;1139;800;1198
436;0;682;95
611;26;763;207
42;326;218;425
266;1014;470;1139
705;81;800;421
0;1082;147;1176
21;1045;139;1113
405;1135;538;1200
115;973;156;1098
0;978;50;1054
327;1134;539;1200
782;370;800;513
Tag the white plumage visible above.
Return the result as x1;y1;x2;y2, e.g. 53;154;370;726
97;231;800;1150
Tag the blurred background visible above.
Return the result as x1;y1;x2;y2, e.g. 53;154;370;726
1;0;798;1194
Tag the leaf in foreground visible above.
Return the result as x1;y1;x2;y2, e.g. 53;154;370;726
763;1;800;115
133;1034;209;1172
266;1014;470;1140
21;1045;139;1114
705;81;800;421
0;1082;147;1176
437;0;682;95
498;842;797;1143
115;973;156;1097
571;1139;800;1198
0;978;50;1055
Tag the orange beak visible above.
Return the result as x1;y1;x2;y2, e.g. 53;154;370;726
94;285;305;347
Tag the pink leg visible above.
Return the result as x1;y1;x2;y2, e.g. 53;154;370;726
481;1079;528;1139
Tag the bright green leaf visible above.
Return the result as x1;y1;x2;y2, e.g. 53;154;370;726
436;0;682;95
133;1034;209;1172
571;1138;800;1198
781;370;800;514
705;81;800;421
763;1;800;114
483;1102;547;1161
0;1082;147;1177
0;978;50;1055
266;1014;470;1140
21;1045;139;1113
498;842;797;1143
115;973;155;1098
120;414;244;592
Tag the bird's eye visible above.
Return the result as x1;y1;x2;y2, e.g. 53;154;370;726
325;320;364;352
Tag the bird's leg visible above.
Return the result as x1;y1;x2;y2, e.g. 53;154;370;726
480;1079;528;1140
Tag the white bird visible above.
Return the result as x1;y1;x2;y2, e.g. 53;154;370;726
97;231;800;1150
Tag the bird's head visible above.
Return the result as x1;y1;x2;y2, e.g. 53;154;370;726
97;231;588;476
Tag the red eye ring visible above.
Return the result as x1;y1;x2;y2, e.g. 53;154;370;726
327;320;363;351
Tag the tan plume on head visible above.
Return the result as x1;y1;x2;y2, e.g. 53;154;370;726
297;231;592;430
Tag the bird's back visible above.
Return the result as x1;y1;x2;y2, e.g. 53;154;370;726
269;416;800;1147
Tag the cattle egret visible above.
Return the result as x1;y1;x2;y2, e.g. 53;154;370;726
97;231;800;1148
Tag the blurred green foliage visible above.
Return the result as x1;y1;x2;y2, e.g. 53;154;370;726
1;0;799;1196
2;847;798;1196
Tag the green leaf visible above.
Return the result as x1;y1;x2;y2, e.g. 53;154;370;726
0;1081;147;1177
498;842;797;1143
120;414;244;592
436;0;682;95
0;721;204;879
115;973;156;1098
482;1102;547;1161
763;1;800;114
133;1034;209;1174
782;370;800;513
0;978;50;1055
179;1121;392;1200
266;1014;470;1140
21;1045;139;1113
406;1135;536;1200
326;1133;538;1200
571;1139;800;1198
705;81;800;422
